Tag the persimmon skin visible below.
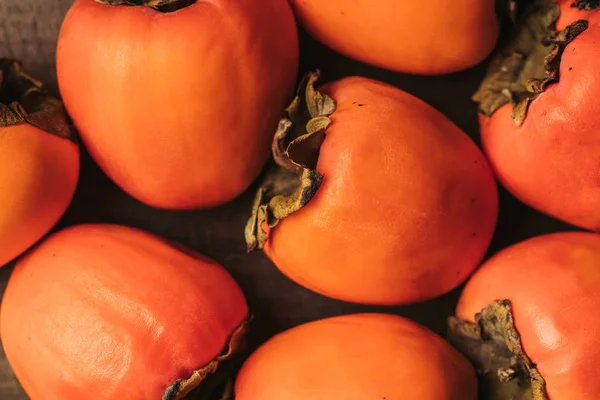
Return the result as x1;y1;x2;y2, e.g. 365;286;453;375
56;0;298;210
290;0;499;75
0;124;79;267
235;313;477;400
480;6;600;231
0;224;248;400
456;232;600;400
264;77;498;305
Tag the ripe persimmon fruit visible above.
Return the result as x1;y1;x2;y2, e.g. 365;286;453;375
0;59;79;267
474;0;600;230
450;231;600;400
0;224;249;400
56;0;298;210
289;0;500;74
245;72;498;306
235;313;478;400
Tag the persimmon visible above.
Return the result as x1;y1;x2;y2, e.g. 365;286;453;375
289;0;500;75
56;0;298;210
474;0;600;231
0;59;79;267
450;231;600;400
245;72;498;306
235;313;478;400
0;224;249;400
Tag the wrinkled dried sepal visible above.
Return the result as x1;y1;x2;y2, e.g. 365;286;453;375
0;59;74;142
162;317;251;400
571;0;600;10
473;1;588;126
0;103;24;126
526;19;587;86
448;300;548;400
245;71;334;252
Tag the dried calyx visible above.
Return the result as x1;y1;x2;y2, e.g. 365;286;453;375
162;317;251;400
245;71;334;252
474;0;591;126
0;59;74;141
95;0;196;12
572;0;600;10
448;300;548;400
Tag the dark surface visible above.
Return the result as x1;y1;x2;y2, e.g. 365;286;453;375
0;1;577;399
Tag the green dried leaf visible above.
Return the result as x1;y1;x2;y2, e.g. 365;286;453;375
245;71;334;252
448;300;548;400
473;1;588;126
0;59;74;142
287;128;326;170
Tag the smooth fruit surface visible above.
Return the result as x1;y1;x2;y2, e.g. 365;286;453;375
290;0;499;74
235;313;477;400
457;231;600;400
0;124;79;266
56;0;298;209
264;76;498;305
0;224;248;400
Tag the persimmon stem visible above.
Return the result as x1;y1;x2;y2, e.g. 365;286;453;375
95;0;196;12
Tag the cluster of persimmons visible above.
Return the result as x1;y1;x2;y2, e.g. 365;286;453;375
1;0;600;399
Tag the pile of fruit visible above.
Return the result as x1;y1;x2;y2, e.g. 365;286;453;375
1;0;600;399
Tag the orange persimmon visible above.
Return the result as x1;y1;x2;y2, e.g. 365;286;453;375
0;59;79;267
0;224;249;400
245;72;498;306
289;0;499;75
450;231;600;400
235;313;478;400
56;0;298;210
474;0;600;231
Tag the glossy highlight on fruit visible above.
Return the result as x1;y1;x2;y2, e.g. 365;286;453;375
246;72;498;306
235;313;478;400
290;0;499;74
56;0;299;210
0;59;79;267
0;224;249;400
451;231;600;400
